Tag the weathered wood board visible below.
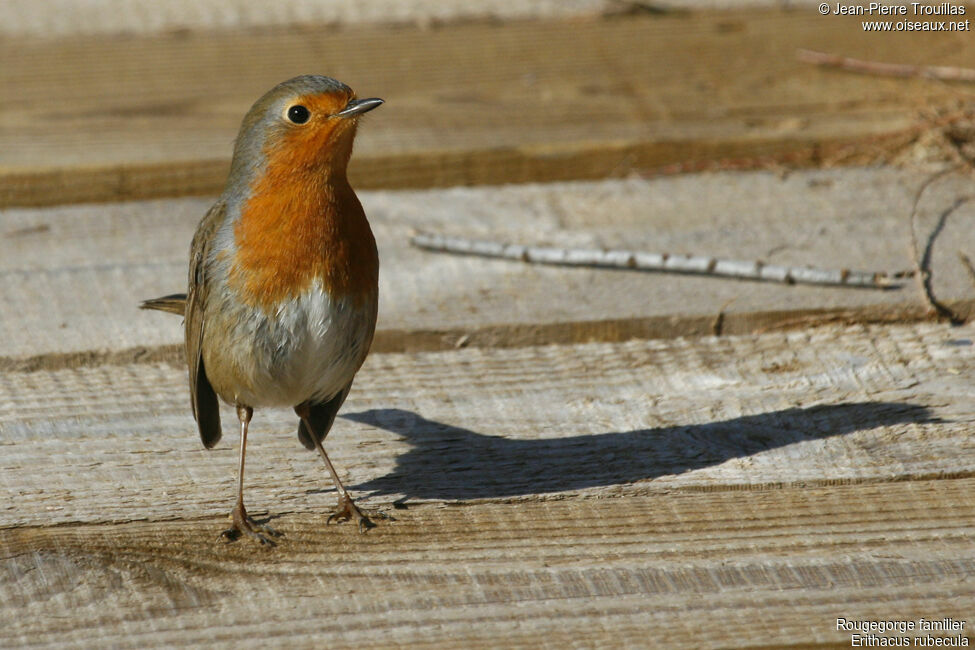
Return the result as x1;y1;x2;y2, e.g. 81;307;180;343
3;170;974;361
2;9;972;206
3;482;975;649
2;322;974;648
3;322;974;527
0;0;609;37
2;5;975;647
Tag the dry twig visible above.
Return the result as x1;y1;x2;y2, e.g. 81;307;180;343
411;233;899;289
797;49;975;83
907;167;969;323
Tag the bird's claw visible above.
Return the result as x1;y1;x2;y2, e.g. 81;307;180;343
327;496;391;533
222;505;282;546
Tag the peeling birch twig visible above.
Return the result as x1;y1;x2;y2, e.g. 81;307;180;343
411;233;899;289
797;49;975;83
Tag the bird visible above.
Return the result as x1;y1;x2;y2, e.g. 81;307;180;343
141;75;384;545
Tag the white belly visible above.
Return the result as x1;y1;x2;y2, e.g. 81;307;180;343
203;280;376;408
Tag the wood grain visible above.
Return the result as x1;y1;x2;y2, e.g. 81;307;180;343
1;9;968;206
2;320;973;647
3;9;975;645
3;477;974;648
2;322;972;528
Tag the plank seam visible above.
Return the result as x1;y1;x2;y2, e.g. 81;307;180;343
1;299;970;373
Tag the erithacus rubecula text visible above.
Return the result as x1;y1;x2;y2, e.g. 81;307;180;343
141;75;383;544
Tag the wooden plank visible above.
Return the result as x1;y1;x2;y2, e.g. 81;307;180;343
2;481;975;649
3;317;975;648
3;170;974;360
0;0;609;38
0;10;969;206
1;322;972;529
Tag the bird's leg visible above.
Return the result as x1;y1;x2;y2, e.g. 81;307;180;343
315;436;373;531
222;404;281;545
296;406;379;533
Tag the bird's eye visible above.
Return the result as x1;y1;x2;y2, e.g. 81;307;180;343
287;105;310;124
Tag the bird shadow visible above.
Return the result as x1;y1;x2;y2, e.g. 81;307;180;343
342;402;937;501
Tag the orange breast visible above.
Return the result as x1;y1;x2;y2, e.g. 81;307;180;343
228;129;378;311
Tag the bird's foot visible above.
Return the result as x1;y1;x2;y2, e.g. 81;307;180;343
221;504;282;546
327;495;391;533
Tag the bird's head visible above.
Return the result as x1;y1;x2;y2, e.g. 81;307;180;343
228;75;383;187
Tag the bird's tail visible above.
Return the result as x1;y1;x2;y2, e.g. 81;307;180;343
140;293;187;315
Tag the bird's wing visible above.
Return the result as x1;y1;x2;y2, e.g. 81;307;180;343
186;201;225;449
296;382;353;450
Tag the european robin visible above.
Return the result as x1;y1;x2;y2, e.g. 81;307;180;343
141;75;383;544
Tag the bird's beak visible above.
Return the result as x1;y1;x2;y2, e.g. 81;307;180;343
336;97;384;118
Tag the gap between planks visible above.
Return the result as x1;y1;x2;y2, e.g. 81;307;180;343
0;134;912;209
1;299;972;374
